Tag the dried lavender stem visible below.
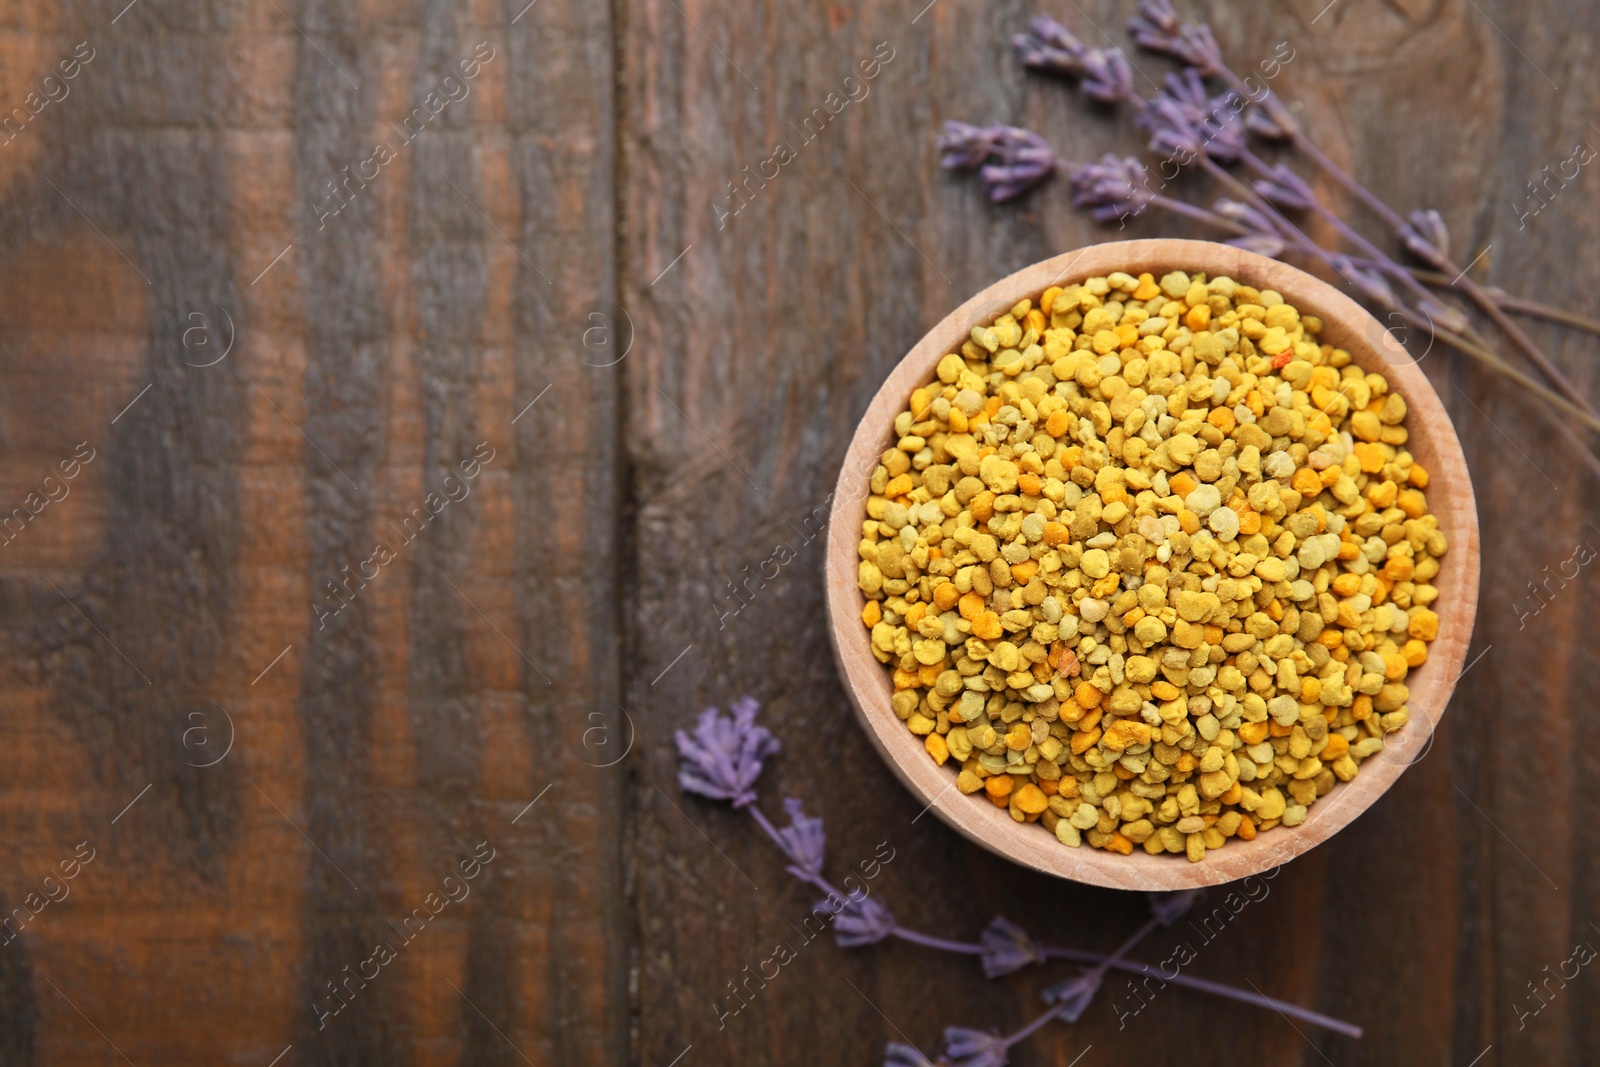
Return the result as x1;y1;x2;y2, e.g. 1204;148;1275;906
1386;306;1600;482
1043;946;1365;1039
1148;192;1251;232
742;799;1363;1036
1237;150;1442;312
1195;156;1300;243
1090;915;1167;980
1004;916;1165;1051
1460;273;1597;415
1231;152;1593;431
1002;995;1070;1047
1388;309;1600;434
1407;274;1600;336
1214;69;1409;236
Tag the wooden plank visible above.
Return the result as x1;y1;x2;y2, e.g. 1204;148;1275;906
0;0;625;1064
623;0;1600;1064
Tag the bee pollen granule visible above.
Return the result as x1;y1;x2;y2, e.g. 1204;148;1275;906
857;269;1446;861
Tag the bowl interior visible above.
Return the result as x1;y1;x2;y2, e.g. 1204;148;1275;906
825;239;1480;891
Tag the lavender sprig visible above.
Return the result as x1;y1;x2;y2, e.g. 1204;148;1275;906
1079;47;1135;104
674;696;779;809
979;916;1047;978
1145;69;1245;163
1068;152;1151;222
1013;13;1134;104
675;698;1366;1062
1011;14;1087;76
1126;0;1222;75
917;905;1186;1067
936;122;1058;202
775;797;825;882
936;121;1002;171
981;127;1059;202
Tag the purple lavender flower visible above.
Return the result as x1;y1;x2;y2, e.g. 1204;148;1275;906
884;1043;941;1067
1144;70;1245;164
942;1027;1009;1067
1012;14;1087;77
1126;0;1180;43
1245;106;1293;140
1127;0;1223;75
1138;92;1205;163
1148;889;1205;926
1417;295;1470;335
979;916;1046;978
1213;197;1281;239
978;127;1059;202
1251;162;1316;211
674;696;780;809
1401;208;1450;266
1070;154;1152;222
776;797;825;881
1080;47;1135;104
938;121;1002;171
1332;254;1399;311
830;892;897;948
1042;969;1105;1023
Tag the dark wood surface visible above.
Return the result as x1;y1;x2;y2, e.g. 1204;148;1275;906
0;0;1593;1063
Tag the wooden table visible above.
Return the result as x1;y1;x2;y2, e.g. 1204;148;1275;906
0;0;1591;1063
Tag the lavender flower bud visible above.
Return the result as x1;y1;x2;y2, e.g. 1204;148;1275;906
1070;154;1153;223
1148;889;1206;926
776;797;826;881
1333;255;1398;311
1416;295;1470;335
1174;22;1224;77
1080;47;1135;104
1043;969;1104;1023
1146;70;1245;164
1213;197;1280;238
883;1044;940;1067
1127;0;1223;75
1201;93;1248;163
1401;208;1450;266
979;916;1047;977
937;121;1001;171
978;126;1058;202
1139;95;1205;163
1227;234;1287;258
674;697;780;809
942;1027;1009;1067
1127;0;1180;43
829;892;896;948
1012;14;1087;77
1252;163;1317;212
1245;105;1293;140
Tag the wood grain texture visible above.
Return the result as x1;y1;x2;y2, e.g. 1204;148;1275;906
0;0;625;1064
0;0;1594;1064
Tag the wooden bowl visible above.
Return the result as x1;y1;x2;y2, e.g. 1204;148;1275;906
825;239;1480;891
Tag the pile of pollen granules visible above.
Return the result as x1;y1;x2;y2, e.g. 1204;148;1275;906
857;269;1446;862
